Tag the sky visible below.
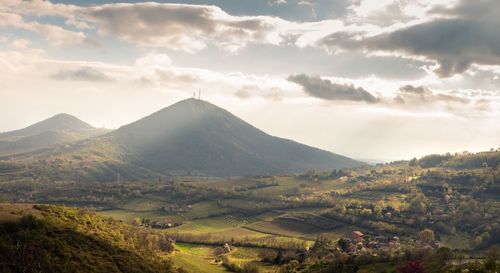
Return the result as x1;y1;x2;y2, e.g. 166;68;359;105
1;0;499;161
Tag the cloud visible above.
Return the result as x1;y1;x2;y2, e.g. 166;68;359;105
9;39;31;49
348;0;418;26
235;85;284;101
1;0;78;18
444;68;500;91
0;1;380;53
320;0;500;77
287;74;379;103
269;0;287;5
80;3;285;53
0;12;86;46
395;84;470;105
50;67;113;82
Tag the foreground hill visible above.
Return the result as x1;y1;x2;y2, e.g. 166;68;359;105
0;114;109;156
0;99;364;181
0;204;177;273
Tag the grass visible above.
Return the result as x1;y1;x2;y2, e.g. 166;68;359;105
171;244;280;273
224;247;279;273
183;201;233;220
0;203;41;223
165;214;269;240
176;243;215;256
119;198;167;212
170;243;228;273
167;215;247;233
244;218;326;239
247;176;299;196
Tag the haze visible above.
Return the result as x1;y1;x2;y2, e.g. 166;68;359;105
1;0;499;161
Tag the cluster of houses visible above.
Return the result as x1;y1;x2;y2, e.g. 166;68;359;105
340;231;401;254
339;230;443;255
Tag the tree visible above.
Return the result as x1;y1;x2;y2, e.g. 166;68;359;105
258;249;278;263
397;260;426;273
484;246;499;272
409;158;418;167
425;247;452;273
242;263;260;273
133;217;142;226
338;238;349;252
278;260;299;273
406;190;429;214
419;229;435;243
311;236;331;252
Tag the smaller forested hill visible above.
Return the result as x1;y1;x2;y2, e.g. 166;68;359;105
0;114;109;156
0;113;94;138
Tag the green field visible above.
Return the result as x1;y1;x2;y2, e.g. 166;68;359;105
170;243;229;273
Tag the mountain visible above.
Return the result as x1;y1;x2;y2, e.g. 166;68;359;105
105;98;365;176
0;99;364;181
0;114;109;156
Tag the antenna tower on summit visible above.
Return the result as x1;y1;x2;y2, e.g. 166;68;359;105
198;88;201;100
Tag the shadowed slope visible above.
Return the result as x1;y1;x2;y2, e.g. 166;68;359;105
107;98;364;176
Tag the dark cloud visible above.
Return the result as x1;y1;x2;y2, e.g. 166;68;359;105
399;85;429;95
395;85;470;105
50;66;112;82
320;0;500;77
288;74;379;103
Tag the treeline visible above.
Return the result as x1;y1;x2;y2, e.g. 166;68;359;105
412;149;500;169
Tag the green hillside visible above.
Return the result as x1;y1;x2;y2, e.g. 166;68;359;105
0;204;178;273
